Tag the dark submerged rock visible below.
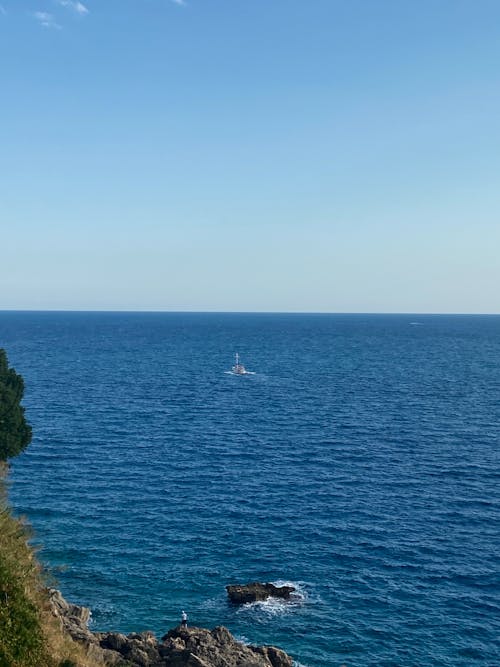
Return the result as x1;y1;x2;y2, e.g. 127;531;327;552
226;582;296;604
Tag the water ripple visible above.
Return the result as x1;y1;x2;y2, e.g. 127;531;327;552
2;312;500;667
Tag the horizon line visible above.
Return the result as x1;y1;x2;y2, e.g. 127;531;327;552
0;309;499;316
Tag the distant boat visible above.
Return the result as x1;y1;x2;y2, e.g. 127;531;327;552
232;352;248;375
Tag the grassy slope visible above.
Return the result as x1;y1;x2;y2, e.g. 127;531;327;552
0;464;103;667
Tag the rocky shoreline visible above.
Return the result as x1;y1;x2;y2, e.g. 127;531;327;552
49;588;294;667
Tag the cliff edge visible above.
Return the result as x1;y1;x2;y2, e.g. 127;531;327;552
49;589;294;667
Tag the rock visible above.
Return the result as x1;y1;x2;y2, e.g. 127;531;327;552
48;587;92;625
127;646;151;666
99;632;130;653
48;588;295;667
252;646;294;667
48;587;97;646
161;626;293;667
86;644;126;666
209;626;233;645
98;632;161;666
225;582;296;604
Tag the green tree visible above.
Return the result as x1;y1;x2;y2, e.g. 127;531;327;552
0;349;32;460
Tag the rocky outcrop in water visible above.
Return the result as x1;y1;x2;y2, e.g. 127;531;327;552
48;588;294;667
226;582;296;604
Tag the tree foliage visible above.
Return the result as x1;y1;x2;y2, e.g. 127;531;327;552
0;349;32;460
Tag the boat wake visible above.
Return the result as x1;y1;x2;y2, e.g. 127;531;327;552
225;370;256;376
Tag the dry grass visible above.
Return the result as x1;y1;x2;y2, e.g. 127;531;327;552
40;612;104;667
0;467;104;667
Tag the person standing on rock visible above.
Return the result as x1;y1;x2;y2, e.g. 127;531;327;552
181;610;188;628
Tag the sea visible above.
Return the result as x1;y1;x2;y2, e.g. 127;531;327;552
1;312;499;667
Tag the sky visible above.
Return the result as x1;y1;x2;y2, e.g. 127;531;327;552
1;0;499;313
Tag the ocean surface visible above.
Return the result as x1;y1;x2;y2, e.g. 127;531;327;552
2;312;499;667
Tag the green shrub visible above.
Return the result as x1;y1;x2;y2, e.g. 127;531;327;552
0;349;32;461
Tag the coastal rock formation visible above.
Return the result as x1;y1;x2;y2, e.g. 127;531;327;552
48;588;95;645
48;588;294;667
226;582;296;604
48;589;123;665
160;626;293;667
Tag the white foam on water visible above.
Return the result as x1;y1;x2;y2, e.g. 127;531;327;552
273;579;309;604
198;595;223;612
235;580;310;618
225;370;256;375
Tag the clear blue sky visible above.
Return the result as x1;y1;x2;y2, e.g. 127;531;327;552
1;0;499;312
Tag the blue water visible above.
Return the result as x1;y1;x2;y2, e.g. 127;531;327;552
2;312;499;667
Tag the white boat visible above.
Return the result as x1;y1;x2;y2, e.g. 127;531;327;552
232;353;248;375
